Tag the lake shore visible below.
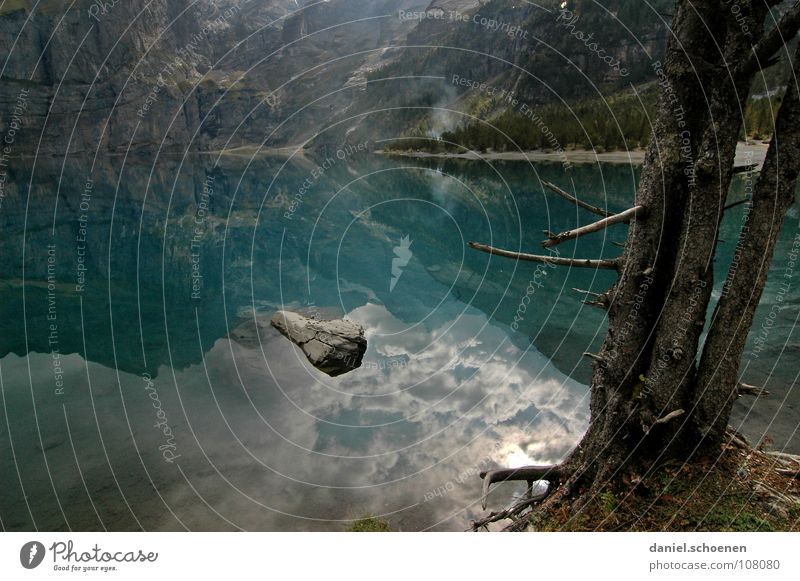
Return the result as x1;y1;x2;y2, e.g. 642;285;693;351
378;141;771;168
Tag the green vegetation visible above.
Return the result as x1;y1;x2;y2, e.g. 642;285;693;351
744;92;784;141
345;515;392;532
0;0;30;16
387;85;659;153
385;85;785;154
527;445;800;532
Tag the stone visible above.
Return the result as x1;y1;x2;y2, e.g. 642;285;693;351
270;310;366;376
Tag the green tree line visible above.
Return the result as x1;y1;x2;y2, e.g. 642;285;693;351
386;86;783;153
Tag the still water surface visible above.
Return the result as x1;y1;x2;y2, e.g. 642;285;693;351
0;153;796;530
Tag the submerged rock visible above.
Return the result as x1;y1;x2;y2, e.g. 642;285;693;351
270;310;366;376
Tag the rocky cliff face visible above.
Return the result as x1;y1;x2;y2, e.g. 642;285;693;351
0;0;427;155
0;0;671;156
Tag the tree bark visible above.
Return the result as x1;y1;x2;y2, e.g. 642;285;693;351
561;0;740;489
547;0;796;497
693;43;800;448
471;0;800;515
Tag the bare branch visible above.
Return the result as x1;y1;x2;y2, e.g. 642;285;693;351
646;409;685;434
732;163;759;175
737;382;769;397
468;242;621;270
739;2;800;75
470;494;548;531
765;451;800;463
724;197;751;211
582;352;606;363
480;465;563;510
573;287;603;298
775;469;800;480
541;181;612;218
726;427;752;450
541;206;643;248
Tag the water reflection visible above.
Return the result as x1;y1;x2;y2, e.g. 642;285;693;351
0;153;796;531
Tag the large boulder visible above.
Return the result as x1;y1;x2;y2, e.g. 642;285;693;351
270;310;366;376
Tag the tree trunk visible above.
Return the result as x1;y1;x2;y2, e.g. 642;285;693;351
693;51;800;447
559;1;800;498
472;1;800;518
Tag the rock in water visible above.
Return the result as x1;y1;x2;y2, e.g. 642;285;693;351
270;310;367;376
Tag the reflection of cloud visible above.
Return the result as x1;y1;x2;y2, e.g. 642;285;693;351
0;300;588;531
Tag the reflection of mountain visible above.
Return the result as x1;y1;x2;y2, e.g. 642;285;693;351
12;154;785;392
0;153;632;378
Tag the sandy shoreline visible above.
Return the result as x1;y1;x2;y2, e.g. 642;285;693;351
377;141;770;167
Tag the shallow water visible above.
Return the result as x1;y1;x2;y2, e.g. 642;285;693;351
0;153;796;531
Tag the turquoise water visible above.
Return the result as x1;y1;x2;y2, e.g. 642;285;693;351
0;153;796;531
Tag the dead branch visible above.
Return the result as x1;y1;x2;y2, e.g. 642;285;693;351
765;451;800;463
468;242;621;270
647;409;685;434
732;163;759;175
775;469;800;480
541;206;643;248
740;3;800;75
470;493;549;531
726;427;752;450
724;198;751;211
582;352;606;364
541;180;612;218
737;382;770;397
480;465;563;510
573;287;603;298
